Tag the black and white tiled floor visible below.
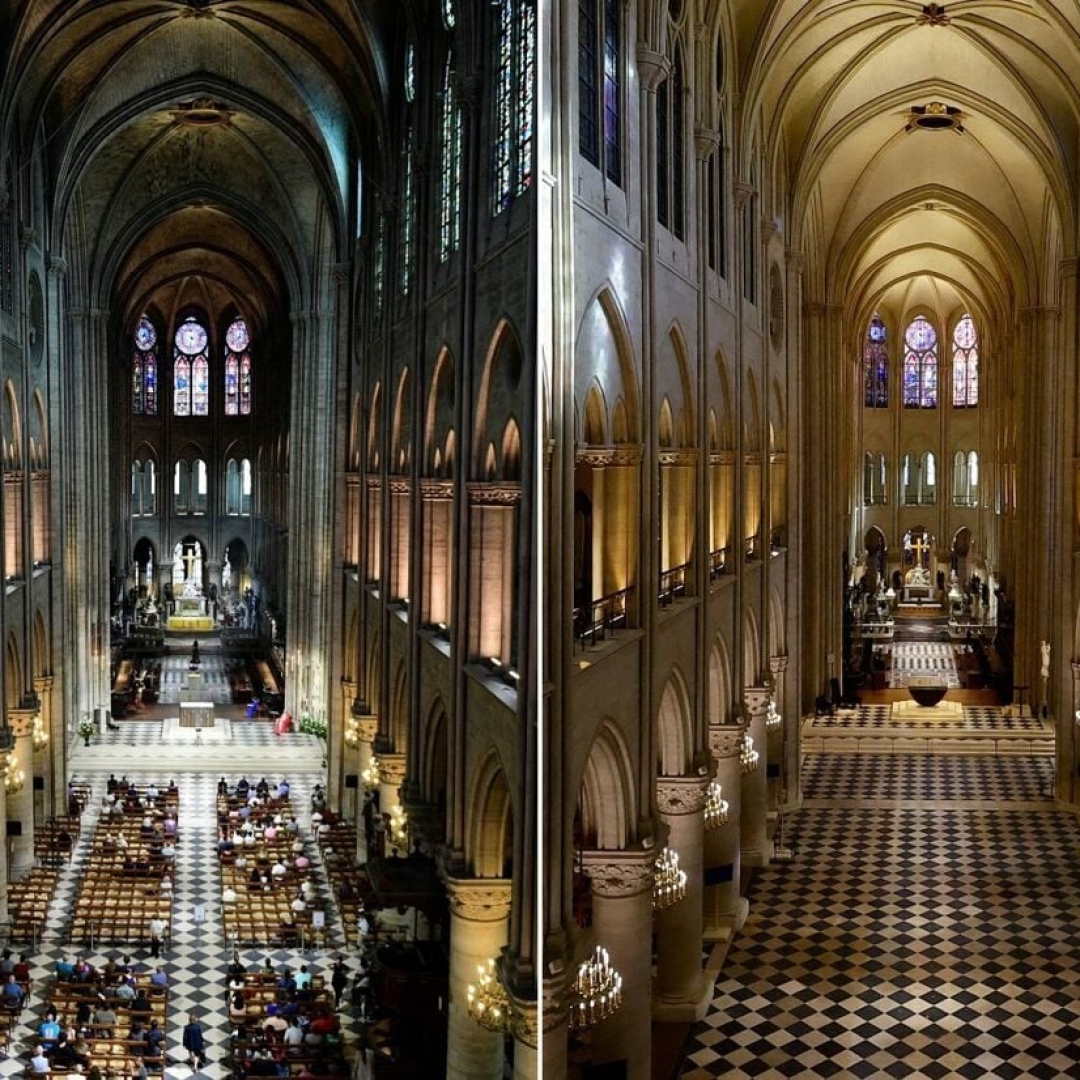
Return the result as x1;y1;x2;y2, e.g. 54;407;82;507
3;758;361;1079
886;643;960;688
808;704;1046;733
682;805;1080;1078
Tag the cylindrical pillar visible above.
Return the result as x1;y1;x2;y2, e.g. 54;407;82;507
740;687;770;866
377;753;407;857
445;877;511;1080
704;726;748;938
7;708;35;877
581;849;654;1079
507;996;537;1080
654;776;709;1016
355;717;378;864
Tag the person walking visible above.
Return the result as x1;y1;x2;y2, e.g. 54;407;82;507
182;1013;207;1070
330;959;348;1008
148;915;166;959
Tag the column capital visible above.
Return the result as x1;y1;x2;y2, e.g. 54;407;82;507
769;654;789;676
785;248;806;273
378;752;407;786
505;991;538;1048
733;181;755;209
357;716;378;744
656;774;710;816
708;725;744;760
47;253;68;277
32;675;53;694
580;847;655;898
445;876;512;922
331;261;351;284
693;127;720;161
7;708;35;739
19;225;37;249
743;686;771;715
636;49;671;92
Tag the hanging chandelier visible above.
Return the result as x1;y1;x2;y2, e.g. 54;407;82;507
704;781;729;830
361;756;381;790
4;759;25;795
765;698;781;730
32;713;49;751
653;846;687;910
344;716;360;749
388;804;409;847
466;957;509;1032
569;946;623;1031
740;733;760;774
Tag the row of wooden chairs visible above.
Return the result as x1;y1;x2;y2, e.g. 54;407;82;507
9;866;59;944
316;821;369;947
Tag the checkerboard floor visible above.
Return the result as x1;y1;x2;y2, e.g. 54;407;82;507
2;763;363;1079
807;704;1046;733
802;754;1053;802
887;643;960;689
681;804;1080;1077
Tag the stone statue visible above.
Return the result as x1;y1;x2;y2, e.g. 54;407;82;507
905;564;931;586
1040;640;1050;680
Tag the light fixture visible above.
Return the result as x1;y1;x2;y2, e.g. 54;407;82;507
32;713;48;751
740;733;760;774
765;698;781;730
344;716;359;749
568;946;623;1031
704;782;729;830
361;756;381;791
466;958;509;1031
5;759;25;795
906;102;963;133
653;846;687;910
388;804;409;847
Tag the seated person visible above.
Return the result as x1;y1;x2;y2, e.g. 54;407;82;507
2;973;23;1006
13;954;30;983
38;1011;61;1049
149;967;168;989
228;991;248;1027
222;885;238;904
144;1019;165;1060
294;966;312;991
294;853;310;871
54;956;75;979
115;978;136;1001
93;1002;117;1037
129;988;153;1015
270;859;287;879
30;1045;50;1074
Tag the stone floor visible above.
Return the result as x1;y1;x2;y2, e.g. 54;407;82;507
680;739;1080;1078
1;724;361;1079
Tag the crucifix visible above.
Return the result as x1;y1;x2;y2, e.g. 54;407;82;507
182;545;198;579
910;532;930;568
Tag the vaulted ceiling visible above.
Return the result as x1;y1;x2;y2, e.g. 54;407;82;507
735;0;1080;329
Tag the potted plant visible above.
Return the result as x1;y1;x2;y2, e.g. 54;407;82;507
298;713;327;740
77;716;96;747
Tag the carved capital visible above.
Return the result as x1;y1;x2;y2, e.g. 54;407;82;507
47;254;68;278
694;127;720;161
378;752;407;786
445;876;512;922
19;225;37;249
8;709;35;739
743;686;771;716
575;444;643;468
388;477;411;495
636;49;671;92
580;848;655;898
32;676;52;695
331;261;351;284
733;181;755;210
357;717;379;744
708;724;744;760
505;993;539;1047
785;248;806;273
656;775;710;816
769;654;789;676
658;448;698;467
419;478;454;500
467;482;521;506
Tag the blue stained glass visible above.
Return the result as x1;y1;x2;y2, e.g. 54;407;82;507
440;55;463;259
903;316;938;407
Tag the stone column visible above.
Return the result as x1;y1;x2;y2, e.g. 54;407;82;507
703;725;748;939
1070;661;1080;804
769;654;792;810
355;716;378;864
580;848;655;1079
377;753;407;856
740;687;770;866
7;705;36;877
0;745;10;921
654;775;711;1019
445;877;511;1080
327;678;354;813
34;676;58;819
506;993;538;1080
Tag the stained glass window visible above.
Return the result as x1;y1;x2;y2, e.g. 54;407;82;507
903;315;937;408
132;316;159;416
579;0;620;186
864;316;888;407
442;0;455;29
952;313;978;407
173;316;208;417
494;0;536;213
440;55;463;260
373;213;385;316
657;43;685;238
405;43;416;103
401;128;415;295
224;318;253;416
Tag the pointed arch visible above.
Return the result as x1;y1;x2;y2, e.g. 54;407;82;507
708;635;734;725
5;633;22;710
420;696;449;809
576;286;640;443
657;667;694;776
474;318;524;476
468;749;514;878
769;586;785;653
578;719;637;851
390;660;408;755
391;367;412;473
742;606;761;688
424;347;456;474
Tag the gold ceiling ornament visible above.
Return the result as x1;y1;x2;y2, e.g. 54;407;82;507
466;958;510;1032
173;98;232;127
569;946;623;1031
653;846;688;910
906;102;964;134
915;3;951;26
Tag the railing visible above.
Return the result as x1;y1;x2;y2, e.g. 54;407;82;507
573;587;633;647
658;563;690;606
709;548;729;580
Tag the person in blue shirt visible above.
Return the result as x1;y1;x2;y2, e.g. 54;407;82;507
38;1011;61;1049
54;957;74;979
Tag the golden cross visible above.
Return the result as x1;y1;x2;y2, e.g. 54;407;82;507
182;546;197;578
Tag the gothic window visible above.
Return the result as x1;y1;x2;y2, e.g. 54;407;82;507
174;317;209;417
442;0;455;29
863;451;887;505
657;46;686;239
373;212;385;317
440;55;463;260
132;316;158;416
578;0;621;186
405;42;416;104
494;0;536;213
903;450;936;504
224;318;253;416
400;128;415;295
903;315;937;408
0;165;12;315
952;313;979;407
864;316;888;407
192;458;207;513
953;450;979;506
707;133;726;276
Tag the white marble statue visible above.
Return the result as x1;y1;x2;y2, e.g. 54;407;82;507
905;564;931;586
1040;640;1050;680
